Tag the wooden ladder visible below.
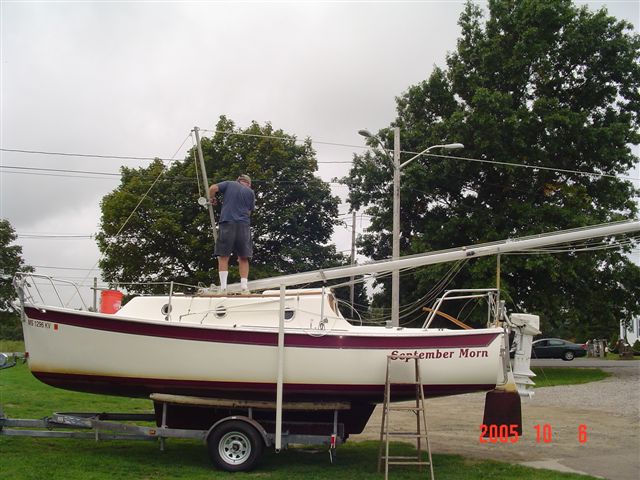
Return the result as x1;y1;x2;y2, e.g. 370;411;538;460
378;355;435;480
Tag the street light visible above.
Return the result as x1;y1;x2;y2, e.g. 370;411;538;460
358;129;463;327
400;143;465;169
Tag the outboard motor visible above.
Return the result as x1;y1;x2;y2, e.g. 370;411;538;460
481;313;540;439
509;313;540;398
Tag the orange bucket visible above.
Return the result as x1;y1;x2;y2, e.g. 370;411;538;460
100;289;123;314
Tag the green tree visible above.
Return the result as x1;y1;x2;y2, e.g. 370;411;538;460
0;219;32;339
343;0;639;337
96;116;356;298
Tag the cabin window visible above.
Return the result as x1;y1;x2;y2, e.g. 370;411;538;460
161;304;172;316
284;308;295;320
215;306;227;319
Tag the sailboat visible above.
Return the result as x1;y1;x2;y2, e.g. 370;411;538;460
14;221;639;434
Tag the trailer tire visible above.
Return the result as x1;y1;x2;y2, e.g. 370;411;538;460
207;420;264;472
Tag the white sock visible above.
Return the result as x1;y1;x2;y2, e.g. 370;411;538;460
240;278;248;290
219;271;228;289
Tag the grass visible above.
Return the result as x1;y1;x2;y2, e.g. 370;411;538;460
532;367;610;387
0;339;24;352
0;360;603;479
0;437;602;480
604;351;639;360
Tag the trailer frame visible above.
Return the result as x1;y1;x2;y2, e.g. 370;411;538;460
0;380;352;472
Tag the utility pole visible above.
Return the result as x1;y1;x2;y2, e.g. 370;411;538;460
193;126;218;241
391;127;400;327
358;128;462;328
350;210;356;318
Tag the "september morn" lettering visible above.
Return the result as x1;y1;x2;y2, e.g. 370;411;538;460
390;349;489;362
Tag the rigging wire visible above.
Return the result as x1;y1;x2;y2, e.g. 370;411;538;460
397;260;469;325
64;132;193;306
344;260;469;325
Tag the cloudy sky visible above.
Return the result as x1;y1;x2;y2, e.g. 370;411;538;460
1;1;638;300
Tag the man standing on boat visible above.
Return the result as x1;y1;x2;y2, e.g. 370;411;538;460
209;174;255;292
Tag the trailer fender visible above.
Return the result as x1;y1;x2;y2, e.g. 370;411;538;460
206;415;271;447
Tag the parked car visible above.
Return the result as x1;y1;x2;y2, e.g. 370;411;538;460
532;338;587;361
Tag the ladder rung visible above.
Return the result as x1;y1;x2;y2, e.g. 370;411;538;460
381;455;427;460
387;406;425;411
385;432;429;437
388;461;431;466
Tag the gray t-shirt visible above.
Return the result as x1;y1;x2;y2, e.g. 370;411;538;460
217;181;255;224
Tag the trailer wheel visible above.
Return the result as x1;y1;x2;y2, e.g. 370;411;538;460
207;420;264;472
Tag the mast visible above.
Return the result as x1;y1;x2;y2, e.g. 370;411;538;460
193;126;218;242
232;220;640;293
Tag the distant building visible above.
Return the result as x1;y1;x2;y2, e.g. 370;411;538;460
620;316;639;345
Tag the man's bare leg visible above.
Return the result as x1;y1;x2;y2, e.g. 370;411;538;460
239;257;249;291
218;256;230;290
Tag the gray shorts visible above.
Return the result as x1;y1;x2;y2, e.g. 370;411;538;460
215;222;253;258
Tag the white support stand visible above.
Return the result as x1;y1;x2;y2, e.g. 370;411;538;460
275;284;286;452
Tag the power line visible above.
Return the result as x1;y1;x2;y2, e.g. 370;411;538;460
17;234;94;239
424;152;640;182
0;170;120;181
1;165;121;176
32;265;100;271
0;148;170;163
2;144;638;182
0;165;353;185
199;129;371;152
163;128;640;182
0;147;355;165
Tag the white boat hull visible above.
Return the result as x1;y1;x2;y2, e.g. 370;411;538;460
23;304;503;403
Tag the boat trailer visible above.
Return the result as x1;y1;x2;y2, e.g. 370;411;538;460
0;358;351;472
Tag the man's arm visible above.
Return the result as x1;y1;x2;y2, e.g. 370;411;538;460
208;183;219;205
209;181;230;204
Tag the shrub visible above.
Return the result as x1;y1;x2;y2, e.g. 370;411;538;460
0;311;23;340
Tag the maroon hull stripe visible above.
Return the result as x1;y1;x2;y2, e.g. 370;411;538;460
32;371;495;402
25;307;499;349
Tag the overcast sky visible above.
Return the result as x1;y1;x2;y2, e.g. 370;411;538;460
1;1;638;298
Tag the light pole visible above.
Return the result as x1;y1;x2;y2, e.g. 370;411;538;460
358;129;463;327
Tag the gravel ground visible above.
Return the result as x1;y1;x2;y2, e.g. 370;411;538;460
351;360;640;480
532;362;639;418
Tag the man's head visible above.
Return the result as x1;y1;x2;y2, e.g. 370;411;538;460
237;174;251;187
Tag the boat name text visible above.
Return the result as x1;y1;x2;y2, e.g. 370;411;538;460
390;348;489;362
